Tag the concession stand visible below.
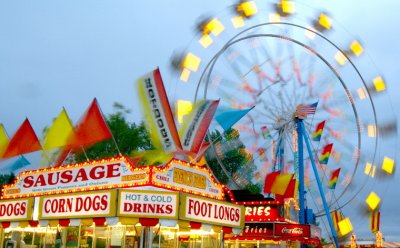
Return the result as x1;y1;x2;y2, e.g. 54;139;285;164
0;156;244;248
223;190;322;248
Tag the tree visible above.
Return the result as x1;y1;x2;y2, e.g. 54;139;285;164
72;103;153;162
0;173;15;191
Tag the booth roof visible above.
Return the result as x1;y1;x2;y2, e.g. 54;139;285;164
230;190;275;202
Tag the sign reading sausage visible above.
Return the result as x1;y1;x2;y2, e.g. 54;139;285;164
2;157;149;199
179;193;244;228
39;190;116;219
118;190;178;219
0;199;33;221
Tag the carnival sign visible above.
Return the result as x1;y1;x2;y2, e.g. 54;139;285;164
274;223;311;238
152;159;224;200
0;198;33;221
2;156;150;199
118;190;179;219
242;223;274;237
38;190;117;219
179;193;244;228
244;205;280;222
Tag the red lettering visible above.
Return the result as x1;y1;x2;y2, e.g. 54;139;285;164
188;199;195;215
20;202;26;215
44;199;51;213
60;170;73;184
0;202;26;217
92;196;100;211
74;169;89;182
59;198;66;212
23;176;34;188
67;198;73;212
165;205;173;214
155;204;165;214
34;174;46;187
123;203;132;212
47;172;60;186
100;195;108;211
76;198;83;212
90;166;105;180
207;203;212;218
133;203;142;212
106;163;120;178
83;197;92;211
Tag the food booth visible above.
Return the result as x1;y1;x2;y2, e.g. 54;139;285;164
0;156;244;248
223;190;322;248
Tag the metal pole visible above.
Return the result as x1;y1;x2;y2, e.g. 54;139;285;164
300;121;340;248
296;118;306;225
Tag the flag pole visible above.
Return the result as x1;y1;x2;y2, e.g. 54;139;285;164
300;120;340;247
97;100;122;156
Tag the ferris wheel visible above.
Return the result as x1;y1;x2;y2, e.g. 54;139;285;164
170;0;397;241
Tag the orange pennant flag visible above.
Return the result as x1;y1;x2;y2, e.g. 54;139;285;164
271;173;294;195
69;98;112;148
1;119;42;159
263;171;280;194
54;98;112;166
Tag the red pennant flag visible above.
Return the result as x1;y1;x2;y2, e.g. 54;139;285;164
320;143;333;164
54;98;112;166
283;178;297;198
263;171;280;194
69;98;112;148
1;119;42;159
328;168;341;189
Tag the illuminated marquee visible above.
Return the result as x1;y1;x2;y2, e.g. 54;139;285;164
2;156;150;199
152;159;225;200
244;205;281;222
0;198;33;221
39;190;117;219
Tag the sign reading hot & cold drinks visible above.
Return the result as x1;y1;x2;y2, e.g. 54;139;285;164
118;190;179;219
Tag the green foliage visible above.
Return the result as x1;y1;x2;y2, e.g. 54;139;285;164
244;183;261;194
72;103;153;162
0;173;15;189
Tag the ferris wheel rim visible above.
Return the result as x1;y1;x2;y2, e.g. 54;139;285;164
194;22;380;212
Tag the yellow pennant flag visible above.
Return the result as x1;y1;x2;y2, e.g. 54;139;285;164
42;108;74;150
270;173;293;195
0;124;9;156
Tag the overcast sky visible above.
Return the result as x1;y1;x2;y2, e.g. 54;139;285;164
1;0;399;242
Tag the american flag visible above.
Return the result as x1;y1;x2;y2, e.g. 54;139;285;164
295;101;318;115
